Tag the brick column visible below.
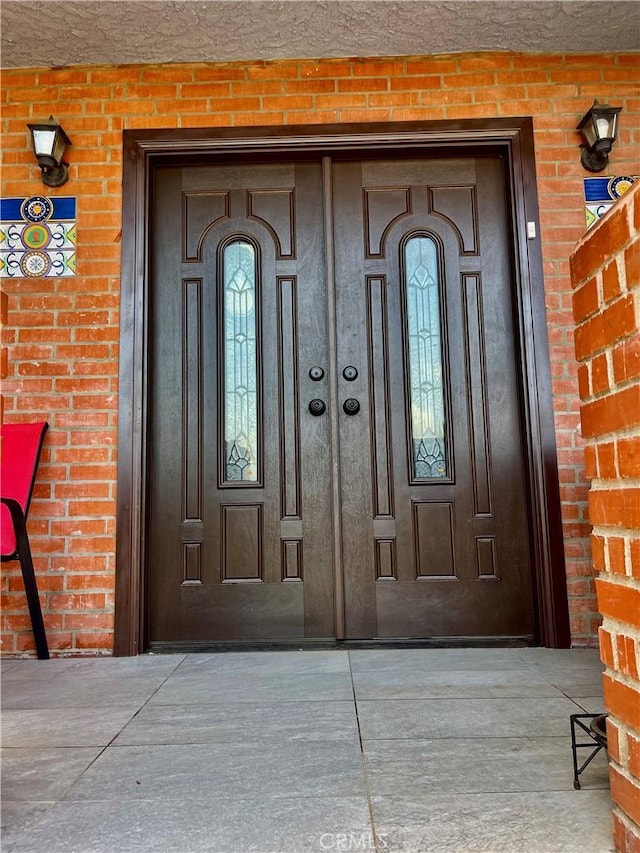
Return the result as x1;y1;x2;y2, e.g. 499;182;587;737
571;181;640;853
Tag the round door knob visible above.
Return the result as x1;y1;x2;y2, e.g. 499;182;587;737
342;365;358;381
308;399;326;416
309;366;325;381
343;398;360;416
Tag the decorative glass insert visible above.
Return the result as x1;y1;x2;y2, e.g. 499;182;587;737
404;235;447;479
223;240;259;482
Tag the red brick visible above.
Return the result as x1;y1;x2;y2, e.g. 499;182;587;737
610;765;640;825
390;76;441;91
67;536;116;553
603;260;622;302
591;534;606;570
599;627;615;667
65;574;114;591
604;674;640;729
76;632;114;650
580;385;640;437
612;336;640;384
49;593;107;611
618;437;640;479
443;71;496;88
405;58;457;74
50;519;107;536
54;483;110;499
606;716;622;763
64;613;115;629
572;276;600;323
245;63;298;81
613;810;630;853
7;574;64;593
584;443;598;478
607;537;627;575
193;67;245;82
299;61;353;78
68;500;116;517
597;579;640;627
50;556;108;573
624;818;640;853
24;632;73;652
589;487;640;528
591;353;610;396
617;634;639;678
571;207;631;286
338;78;388;93
577;364;590;400
574;296;637;361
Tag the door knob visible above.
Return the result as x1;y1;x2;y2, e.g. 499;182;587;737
309;366;325;381
343;398;360;415
342;365;358;381
308;399;326;416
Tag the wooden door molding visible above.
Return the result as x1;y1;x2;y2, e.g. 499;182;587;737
115;118;570;655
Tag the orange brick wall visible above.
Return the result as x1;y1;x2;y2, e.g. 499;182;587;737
571;181;640;853
1;51;639;655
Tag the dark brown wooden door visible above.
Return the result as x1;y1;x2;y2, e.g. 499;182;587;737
147;154;534;645
148;162;335;642
332;156;533;638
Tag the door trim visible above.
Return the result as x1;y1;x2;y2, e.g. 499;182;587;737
115;118;570;655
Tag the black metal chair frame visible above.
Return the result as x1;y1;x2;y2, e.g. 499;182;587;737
570;712;608;789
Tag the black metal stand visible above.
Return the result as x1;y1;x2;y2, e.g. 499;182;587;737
570;713;608;789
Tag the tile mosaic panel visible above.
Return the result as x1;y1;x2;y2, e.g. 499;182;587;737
584;175;638;230
0;196;76;278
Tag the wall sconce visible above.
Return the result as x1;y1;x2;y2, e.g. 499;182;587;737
27;116;71;187
576;100;622;173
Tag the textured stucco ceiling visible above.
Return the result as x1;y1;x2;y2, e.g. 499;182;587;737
1;1;639;68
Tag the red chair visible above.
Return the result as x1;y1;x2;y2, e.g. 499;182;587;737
1;421;50;659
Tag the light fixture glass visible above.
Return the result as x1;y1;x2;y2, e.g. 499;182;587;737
576;101;622;173
27;116;71;187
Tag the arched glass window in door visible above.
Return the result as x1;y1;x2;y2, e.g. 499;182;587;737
404;234;447;479
222;239;259;482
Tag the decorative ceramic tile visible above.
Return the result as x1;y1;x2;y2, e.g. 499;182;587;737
584;175;638;229
0;196;76;278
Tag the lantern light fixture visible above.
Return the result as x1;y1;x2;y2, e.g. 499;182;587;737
576;100;622;173
27;116;71;187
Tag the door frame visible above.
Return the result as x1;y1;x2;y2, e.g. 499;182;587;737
114;118;570;655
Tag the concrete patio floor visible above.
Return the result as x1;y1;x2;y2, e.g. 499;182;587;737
1;648;612;853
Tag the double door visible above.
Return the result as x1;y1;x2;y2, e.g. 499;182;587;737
147;154;534;644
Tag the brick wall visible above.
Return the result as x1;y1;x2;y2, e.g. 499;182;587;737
1;51;639;655
571;181;640;853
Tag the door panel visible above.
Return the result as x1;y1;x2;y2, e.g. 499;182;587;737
148;162;335;642
332;156;534;638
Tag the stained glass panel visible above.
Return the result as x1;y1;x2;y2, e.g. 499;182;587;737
404;235;447;479
223;240;258;482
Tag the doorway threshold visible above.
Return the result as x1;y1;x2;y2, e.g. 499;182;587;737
147;636;536;654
